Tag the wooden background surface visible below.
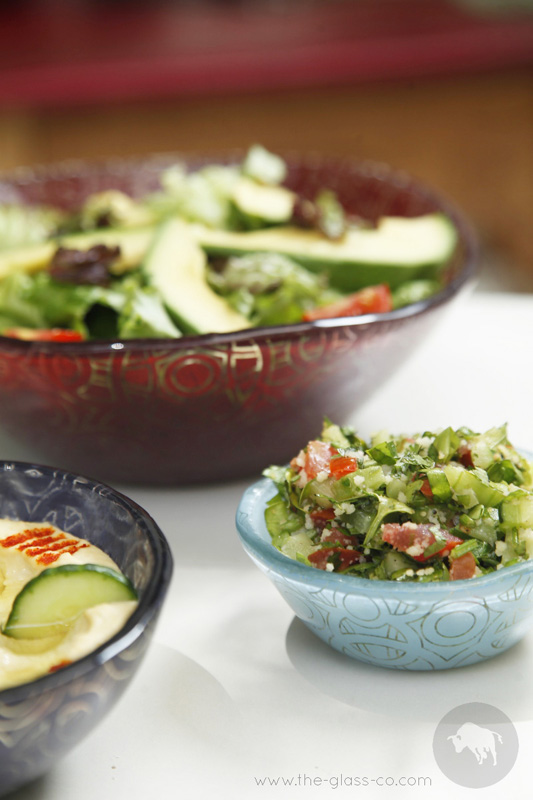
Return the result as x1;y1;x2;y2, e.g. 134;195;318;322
0;1;531;285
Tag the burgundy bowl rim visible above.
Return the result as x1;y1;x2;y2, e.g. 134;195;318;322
0;151;478;357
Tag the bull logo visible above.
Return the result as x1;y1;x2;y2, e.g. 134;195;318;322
448;722;503;766
434;703;519;788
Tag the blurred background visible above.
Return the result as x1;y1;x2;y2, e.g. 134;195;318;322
0;0;532;290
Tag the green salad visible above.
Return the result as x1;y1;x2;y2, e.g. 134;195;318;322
0;146;457;342
263;421;533;582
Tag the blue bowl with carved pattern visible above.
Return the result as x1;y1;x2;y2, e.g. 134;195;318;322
0;461;173;796
236;477;533;671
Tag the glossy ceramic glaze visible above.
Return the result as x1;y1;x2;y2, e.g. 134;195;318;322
0;461;173;796
0;154;477;485
236;477;533;671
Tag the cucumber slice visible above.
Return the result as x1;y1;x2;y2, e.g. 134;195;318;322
501;491;533;530
444;464;508;510
143;218;251;334
192;213;457;291
3;563;137;640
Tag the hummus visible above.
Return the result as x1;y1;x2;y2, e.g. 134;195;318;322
0;519;137;690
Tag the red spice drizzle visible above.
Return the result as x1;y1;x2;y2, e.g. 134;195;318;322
0;526;89;565
49;660;72;673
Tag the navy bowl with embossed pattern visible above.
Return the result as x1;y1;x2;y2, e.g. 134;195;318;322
0;461;173;796
0;153;476;485
237;477;533;671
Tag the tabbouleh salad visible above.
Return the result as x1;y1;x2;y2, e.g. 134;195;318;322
263;420;533;582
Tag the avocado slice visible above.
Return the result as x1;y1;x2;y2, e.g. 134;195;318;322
143;218;251;335
0;225;154;280
232;176;295;226
191;213;457;291
0;211;457;297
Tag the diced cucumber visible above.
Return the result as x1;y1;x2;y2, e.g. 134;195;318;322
332;475;363;502
385;477;408;500
332;467;386;502
470;425;508;470
358;466;388;492
281;531;316;561
500;491;533;529
383;550;413;577
426;469;452;502
367;441;397;465
3;563;137;640
430;427;460;463
444;464;508;509
264;495;305;548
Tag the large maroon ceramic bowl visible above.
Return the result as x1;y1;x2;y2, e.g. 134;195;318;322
0;153;476;485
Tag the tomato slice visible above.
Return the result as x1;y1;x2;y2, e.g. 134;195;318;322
415;530;463;562
449;551;477;580
2;327;85;342
458;445;475;468
330;455;359;479
321;528;357;548
304;440;335;479
420;479;433;498
309;508;336;525
382;522;463;563
303;284;392;321
308;546;363;571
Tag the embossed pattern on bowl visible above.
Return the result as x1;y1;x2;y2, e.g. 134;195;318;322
236;477;533;671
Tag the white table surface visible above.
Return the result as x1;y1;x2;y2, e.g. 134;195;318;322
5;289;533;800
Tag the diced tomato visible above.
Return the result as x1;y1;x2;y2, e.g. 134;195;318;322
382;522;463;562
458;445;475;468
3;327;84;342
420;479;433;498
308;546;363;571
431;531;464;559
303;284;392;322
330;455;359;479
321;528;357;548
309;508;336;531
450;551;477;581
304;440;335;479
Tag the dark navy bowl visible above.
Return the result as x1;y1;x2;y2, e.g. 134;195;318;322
0;461;173;796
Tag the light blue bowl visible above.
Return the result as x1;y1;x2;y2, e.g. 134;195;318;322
236;477;533;671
